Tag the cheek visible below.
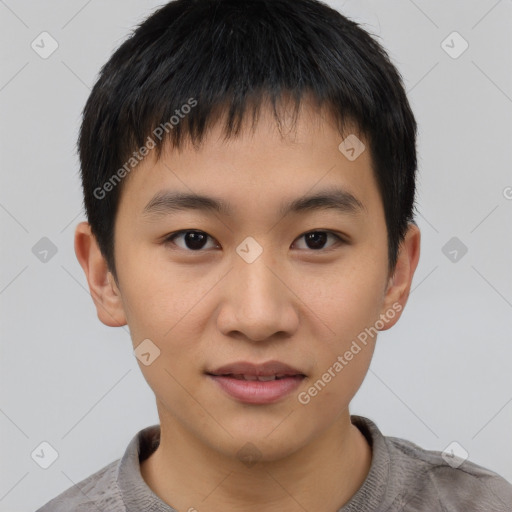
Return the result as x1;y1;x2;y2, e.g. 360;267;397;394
300;257;386;339
119;252;218;342
293;254;385;401
294;271;381;419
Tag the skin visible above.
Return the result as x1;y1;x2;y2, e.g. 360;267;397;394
75;99;420;512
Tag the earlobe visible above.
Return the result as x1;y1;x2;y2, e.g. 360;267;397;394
379;223;421;331
74;221;127;328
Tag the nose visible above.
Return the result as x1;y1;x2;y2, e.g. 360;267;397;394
216;248;299;343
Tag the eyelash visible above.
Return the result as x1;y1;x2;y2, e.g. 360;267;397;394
162;230;346;252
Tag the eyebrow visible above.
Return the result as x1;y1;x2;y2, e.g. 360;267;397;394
142;187;366;220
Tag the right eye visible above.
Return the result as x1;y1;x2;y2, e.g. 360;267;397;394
162;230;220;251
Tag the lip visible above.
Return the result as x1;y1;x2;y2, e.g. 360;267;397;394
206;360;306;405
208;360;305;377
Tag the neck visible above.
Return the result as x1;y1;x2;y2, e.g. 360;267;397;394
140;409;371;512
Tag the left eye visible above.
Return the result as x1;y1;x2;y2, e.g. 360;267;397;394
292;231;343;251
163;230;343;252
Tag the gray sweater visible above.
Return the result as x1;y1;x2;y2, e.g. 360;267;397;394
35;416;512;511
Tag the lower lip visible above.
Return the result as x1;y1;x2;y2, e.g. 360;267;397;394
207;375;305;404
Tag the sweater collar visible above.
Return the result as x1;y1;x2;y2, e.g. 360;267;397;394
117;415;390;512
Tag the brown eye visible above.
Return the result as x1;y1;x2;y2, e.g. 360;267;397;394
293;231;343;251
164;230;218;251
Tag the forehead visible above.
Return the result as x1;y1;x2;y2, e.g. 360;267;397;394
116;101;381;222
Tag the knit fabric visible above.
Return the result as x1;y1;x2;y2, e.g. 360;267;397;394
35;415;512;511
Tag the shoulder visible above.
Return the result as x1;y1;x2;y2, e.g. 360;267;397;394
34;425;160;512
386;434;512;511
34;458;123;512
350;416;512;512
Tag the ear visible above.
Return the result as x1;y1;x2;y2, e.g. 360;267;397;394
379;223;421;331
74;221;127;327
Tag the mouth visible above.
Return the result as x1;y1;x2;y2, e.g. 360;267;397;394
207;359;306;378
206;360;306;404
209;374;300;381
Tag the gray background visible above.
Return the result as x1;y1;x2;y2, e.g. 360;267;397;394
1;0;511;510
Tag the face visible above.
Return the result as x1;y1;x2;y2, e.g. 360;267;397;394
96;101;412;462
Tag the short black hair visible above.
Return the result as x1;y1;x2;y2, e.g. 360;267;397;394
78;0;417;283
